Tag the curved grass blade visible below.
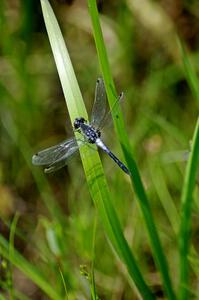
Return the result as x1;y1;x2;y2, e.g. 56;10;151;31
87;1;176;299
40;0;154;299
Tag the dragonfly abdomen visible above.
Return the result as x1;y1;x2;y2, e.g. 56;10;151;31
95;139;130;175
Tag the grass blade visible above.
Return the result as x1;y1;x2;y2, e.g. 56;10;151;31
178;40;199;300
87;1;176;299
0;235;63;300
179;117;199;300
40;0;154;298
179;39;199;107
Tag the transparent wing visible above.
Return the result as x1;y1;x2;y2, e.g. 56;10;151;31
91;78;107;128
44;158;71;173
98;92;124;131
32;138;79;167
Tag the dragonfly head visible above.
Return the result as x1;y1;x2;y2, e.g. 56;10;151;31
74;117;86;129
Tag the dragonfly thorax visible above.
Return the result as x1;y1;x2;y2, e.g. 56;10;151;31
82;123;101;144
85;126;100;143
74;117;101;144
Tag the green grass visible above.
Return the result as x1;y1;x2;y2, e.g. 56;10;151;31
0;235;63;300
179;117;199;300
178;38;199;300
40;0;154;298
179;40;199;108
0;0;198;299
88;1;176;299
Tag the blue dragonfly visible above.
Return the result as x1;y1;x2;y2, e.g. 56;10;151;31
32;78;130;175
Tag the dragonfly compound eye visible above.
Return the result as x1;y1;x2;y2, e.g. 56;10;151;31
74;119;80;129
74;117;85;129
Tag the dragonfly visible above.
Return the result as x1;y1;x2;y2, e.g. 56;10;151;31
32;78;130;175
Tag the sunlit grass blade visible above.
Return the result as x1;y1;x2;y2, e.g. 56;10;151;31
40;0;154;298
0;235;63;300
179;117;199;300
87;1;176;299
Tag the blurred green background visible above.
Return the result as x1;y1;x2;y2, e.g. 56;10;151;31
0;0;198;299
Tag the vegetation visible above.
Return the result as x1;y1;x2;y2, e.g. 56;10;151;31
0;1;198;299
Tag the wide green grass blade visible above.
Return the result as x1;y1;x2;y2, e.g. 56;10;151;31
0;235;63;300
40;0;154;298
87;1;176;299
179;117;199;300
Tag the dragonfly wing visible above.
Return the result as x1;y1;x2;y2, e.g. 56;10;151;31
32;138;79;166
90;78;107;128
44;155;73;173
98;92;124;131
